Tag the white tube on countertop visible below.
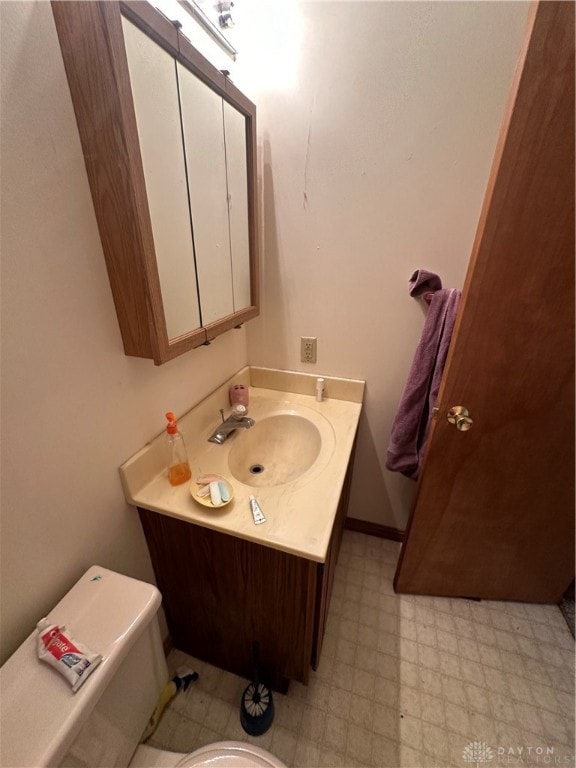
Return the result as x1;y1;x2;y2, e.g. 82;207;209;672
316;377;325;402
249;495;267;525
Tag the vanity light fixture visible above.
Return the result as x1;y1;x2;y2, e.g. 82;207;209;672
176;0;238;57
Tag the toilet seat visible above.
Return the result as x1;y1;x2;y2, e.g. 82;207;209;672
176;740;286;767
132;741;286;768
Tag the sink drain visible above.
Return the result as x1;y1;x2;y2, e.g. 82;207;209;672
249;464;265;475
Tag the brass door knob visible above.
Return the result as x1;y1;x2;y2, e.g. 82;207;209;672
447;406;473;431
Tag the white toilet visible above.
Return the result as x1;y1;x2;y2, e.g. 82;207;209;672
0;566;286;768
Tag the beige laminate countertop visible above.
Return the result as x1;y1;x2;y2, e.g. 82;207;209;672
120;367;364;563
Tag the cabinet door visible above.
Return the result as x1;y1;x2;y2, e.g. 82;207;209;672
177;62;234;325
223;101;251;312
138;509;317;690
122;17;201;340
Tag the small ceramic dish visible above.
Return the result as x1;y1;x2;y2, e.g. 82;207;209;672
190;475;234;509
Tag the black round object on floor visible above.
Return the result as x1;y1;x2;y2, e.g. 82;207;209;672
240;680;275;735
240;641;275;736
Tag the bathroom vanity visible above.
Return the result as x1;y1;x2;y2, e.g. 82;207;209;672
120;368;364;690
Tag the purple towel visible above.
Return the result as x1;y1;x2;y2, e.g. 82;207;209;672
386;270;461;480
408;269;442;296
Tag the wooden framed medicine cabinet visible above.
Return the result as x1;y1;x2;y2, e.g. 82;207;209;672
52;0;259;365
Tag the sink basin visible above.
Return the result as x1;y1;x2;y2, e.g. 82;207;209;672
228;414;323;487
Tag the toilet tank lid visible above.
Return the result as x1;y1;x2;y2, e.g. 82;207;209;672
0;566;162;768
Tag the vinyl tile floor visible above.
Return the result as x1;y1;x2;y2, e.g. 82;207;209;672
148;531;575;768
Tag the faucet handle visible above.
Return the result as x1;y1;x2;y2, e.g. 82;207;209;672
230;403;248;420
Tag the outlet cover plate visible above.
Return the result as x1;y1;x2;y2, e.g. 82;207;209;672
301;336;317;363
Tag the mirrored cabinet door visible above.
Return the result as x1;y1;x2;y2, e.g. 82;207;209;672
122;17;202;340
177;62;234;326
223;100;251;313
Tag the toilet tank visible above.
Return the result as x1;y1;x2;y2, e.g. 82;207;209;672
0;566;168;768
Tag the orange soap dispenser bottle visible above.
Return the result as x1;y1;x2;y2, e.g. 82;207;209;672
165;412;192;486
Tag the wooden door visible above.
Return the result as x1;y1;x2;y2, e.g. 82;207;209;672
394;1;575;603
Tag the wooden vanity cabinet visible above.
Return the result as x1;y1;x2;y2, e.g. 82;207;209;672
311;442;355;669
137;460;353;691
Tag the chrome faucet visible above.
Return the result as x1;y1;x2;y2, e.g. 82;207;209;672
208;407;255;444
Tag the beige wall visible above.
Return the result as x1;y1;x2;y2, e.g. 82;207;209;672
0;1;248;664
1;1;529;664
232;1;529;530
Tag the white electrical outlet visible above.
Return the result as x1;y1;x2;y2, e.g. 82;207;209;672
301;336;317;363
